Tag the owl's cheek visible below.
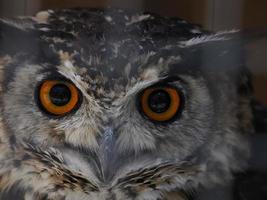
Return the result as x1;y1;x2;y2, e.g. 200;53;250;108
41;122;65;144
63;125;99;149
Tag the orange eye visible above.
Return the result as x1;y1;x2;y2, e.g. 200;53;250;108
140;86;181;122
38;80;81;116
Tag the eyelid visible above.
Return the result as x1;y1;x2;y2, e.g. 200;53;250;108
159;76;182;83
149;76;184;89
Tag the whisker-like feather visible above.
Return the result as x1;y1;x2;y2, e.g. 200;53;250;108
112;161;200;193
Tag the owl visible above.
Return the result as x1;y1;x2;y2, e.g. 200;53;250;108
0;8;253;200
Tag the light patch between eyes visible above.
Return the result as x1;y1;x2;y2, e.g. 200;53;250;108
141;87;181;122
39;80;79;115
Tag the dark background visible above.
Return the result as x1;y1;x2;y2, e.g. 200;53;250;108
0;1;267;200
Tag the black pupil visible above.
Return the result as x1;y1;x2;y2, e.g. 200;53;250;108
49;84;71;106
148;89;171;113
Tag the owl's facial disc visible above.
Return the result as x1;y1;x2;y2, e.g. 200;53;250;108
0;8;254;199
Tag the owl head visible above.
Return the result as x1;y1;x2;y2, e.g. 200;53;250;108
0;9;253;199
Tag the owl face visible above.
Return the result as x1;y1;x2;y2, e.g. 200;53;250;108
0;9;252;199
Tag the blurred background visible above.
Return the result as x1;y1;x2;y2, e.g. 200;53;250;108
0;0;266;106
0;1;267;200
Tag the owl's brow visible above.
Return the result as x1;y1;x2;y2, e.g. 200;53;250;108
56;56;94;102
126;75;181;97
126;79;159;96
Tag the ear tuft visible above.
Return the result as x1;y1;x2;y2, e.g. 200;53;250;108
180;30;239;47
0;18;38;56
0;17;35;31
